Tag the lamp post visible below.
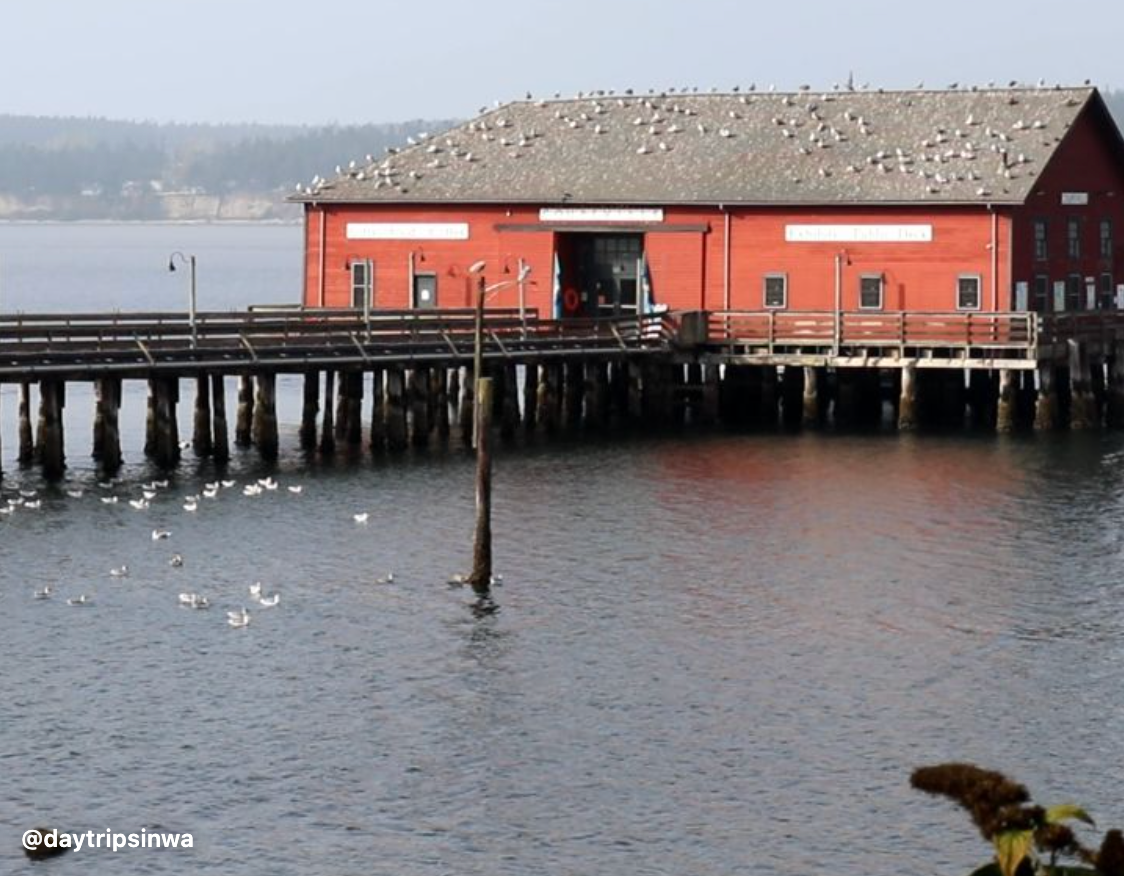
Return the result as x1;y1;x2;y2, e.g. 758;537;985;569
168;251;197;347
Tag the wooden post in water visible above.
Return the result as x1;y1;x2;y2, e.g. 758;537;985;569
1107;342;1124;427
193;374;213;457
699;363;721;425
996;369;1017;433
254;373;279;461
1068;340;1096;429
39;380;66;480
347;371;365;447
541;363;562;433
333;371;349;443
586;360;610;431
18;382;34;465
319;370;336;454
1033;363;1058;431
468;377;494;591
562;361;584;429
153;377;177;469
500;362;520;439
235;374;254;447
211;374;229;464
410;367;430;447
100;377;123;474
433;368;450;441
386;366;408;451
802;366;820;428
92;379;106;460
522;363;539;432
459;364;475;446
448;367;461;423
780;365;803;429
299;370;319;450
760;366;779;428
898;364;918;431
369;368;386;451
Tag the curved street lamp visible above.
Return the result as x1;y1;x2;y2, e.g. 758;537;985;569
167;251;197;347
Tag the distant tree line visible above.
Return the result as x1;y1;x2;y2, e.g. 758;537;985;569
0;115;458;208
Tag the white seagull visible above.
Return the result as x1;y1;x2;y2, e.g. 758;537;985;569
34;585;52;599
249;582;263;598
258;593;280;608
353;512;369;524
227;608;251;628
152;528;172;541
287;485;303;495
67;594;91;606
66;489;84;499
109;565;129;578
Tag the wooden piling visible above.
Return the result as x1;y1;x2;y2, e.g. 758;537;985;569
92;379;106;460
211;374;229;464
780;365;803;429
459;365;475;446
699;363;721;425
369;368;386;450
719;364;757;427
99;377;123;474
898;364;918;431
144;379;157;457
585;360;610;431
386;366;408;451
347;371;365;446
39;380;66;480
968;369;996;428
431;368;449;441
18;382;34;465
235;374;254;447
1068;340;1097;429
996;369;1017;433
299;370;319;450
1033;364;1058;431
562;361;584;429
802;366;820;428
468;377;494;591
333;370;349;443
760;366;779;428
410;367;430;447
626;361;644;424
254;373;279;461
153;377;179;469
522;363;539;432
193;374;213;457
319;370;336;455
500;362;520;439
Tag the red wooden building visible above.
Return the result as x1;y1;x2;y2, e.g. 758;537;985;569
293;86;1124;321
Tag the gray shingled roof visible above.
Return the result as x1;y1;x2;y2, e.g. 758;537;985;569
292;87;1103;206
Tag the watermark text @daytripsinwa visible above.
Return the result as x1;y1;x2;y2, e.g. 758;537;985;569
23;827;194;852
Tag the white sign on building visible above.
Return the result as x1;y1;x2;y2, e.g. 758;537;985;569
784;224;933;243
346;222;470;241
1061;192;1089;206
539;208;665;223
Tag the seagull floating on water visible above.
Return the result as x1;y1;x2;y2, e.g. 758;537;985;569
23;499;42;510
354;513;369;524
34;586;52;599
67;594;91;606
221;480;236;489
375;572;394;585
227;608;251;628
183;500;198;512
66;489;84;499
19;489;38;499
250;582;263;598
129;498;149;511
109;565;129;578
258;593;280;607
100;496;119;505
169;553;184;567
179;593;209;609
287;485;303;495
152;528;171;541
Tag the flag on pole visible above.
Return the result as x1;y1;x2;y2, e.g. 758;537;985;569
552;252;562;319
639;252;654;315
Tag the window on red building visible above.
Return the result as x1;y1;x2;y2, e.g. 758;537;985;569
350;260;373;308
1101;273;1115;309
1033;275;1050;312
1067;218;1082;260
1101;219;1114;260
1066;273;1083;310
957;275;981;310
763;274;787;309
1034;220;1048;260
859;275;883;310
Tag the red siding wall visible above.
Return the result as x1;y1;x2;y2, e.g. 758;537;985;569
303;203;1016;314
1010;104;1124;310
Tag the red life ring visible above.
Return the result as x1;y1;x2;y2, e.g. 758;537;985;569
562;288;581;314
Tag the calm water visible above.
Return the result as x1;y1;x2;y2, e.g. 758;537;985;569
3;225;1124;876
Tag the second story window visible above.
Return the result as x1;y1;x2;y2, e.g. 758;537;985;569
1068;217;1082;260
350;260;373;308
1101;219;1114;260
1034;219;1048;260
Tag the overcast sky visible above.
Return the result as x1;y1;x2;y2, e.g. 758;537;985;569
3;0;1121;126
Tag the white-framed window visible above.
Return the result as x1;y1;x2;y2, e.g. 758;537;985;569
763;273;787;309
350;259;373;308
956;274;981;310
1033;219;1049;261
1100;273;1114;309
1033;274;1050;312
1101;219;1114;260
859;274;883;310
1067;217;1082;260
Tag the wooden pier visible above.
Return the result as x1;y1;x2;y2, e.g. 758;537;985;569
2;306;1123;479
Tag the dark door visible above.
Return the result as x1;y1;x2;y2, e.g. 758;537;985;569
575;235;642;316
413;274;437;309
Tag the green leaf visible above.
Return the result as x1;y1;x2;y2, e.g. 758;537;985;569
1045;804;1096;827
994;829;1035;876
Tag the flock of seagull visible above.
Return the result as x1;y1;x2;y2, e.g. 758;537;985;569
5;474;381;628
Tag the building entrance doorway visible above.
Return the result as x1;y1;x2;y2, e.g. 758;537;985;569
557;233;643;317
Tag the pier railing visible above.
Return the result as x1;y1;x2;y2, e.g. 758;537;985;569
0;307;678;378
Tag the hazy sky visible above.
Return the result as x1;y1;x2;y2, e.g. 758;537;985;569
3;0;1121;125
